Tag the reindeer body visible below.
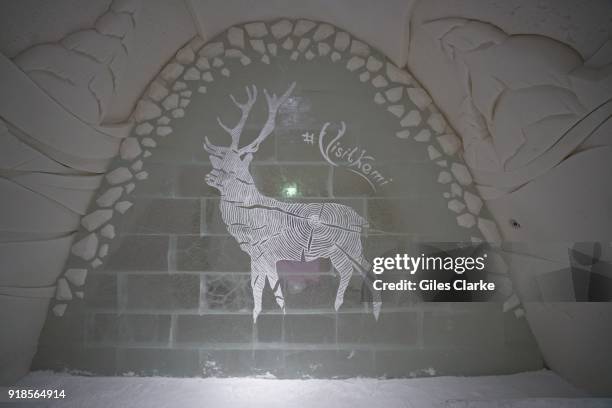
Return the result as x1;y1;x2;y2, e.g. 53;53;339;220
203;82;381;321
222;194;367;259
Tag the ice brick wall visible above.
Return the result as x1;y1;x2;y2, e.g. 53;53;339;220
34;20;542;378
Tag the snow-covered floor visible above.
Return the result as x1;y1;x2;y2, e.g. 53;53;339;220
1;370;594;408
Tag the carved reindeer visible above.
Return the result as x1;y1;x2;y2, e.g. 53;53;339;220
203;82;381;322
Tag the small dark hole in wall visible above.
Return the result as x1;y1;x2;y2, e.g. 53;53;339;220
509;219;521;229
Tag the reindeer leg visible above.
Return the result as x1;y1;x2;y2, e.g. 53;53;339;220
266;265;285;313
250;261;266;323
330;250;353;312
334;243;383;320
360;257;382;320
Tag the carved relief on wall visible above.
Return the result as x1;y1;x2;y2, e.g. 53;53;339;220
47;19;511;327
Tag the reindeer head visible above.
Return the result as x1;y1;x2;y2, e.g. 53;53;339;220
203;82;296;191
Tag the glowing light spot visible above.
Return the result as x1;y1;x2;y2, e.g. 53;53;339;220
282;183;298;197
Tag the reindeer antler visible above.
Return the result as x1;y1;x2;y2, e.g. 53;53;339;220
203;82;295;155
215;85;258;150
240;81;296;154
203;136;226;156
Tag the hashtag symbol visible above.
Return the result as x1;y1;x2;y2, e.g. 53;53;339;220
302;132;314;144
